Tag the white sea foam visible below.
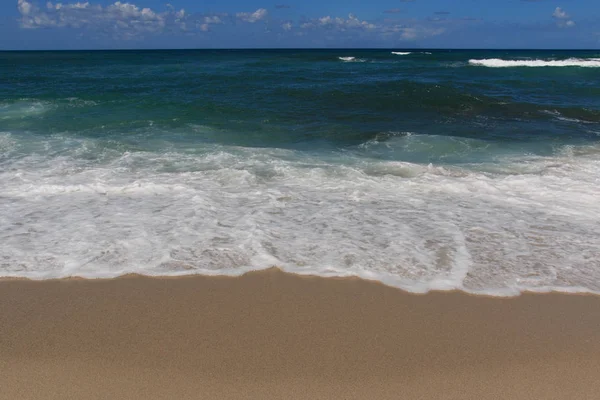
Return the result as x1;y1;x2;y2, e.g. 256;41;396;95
469;58;600;68
1;132;600;296
338;56;365;62
391;52;431;55
0;101;51;120
540;109;596;124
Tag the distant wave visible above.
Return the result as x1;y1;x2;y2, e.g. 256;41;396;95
338;56;366;63
469;58;600;68
391;52;432;55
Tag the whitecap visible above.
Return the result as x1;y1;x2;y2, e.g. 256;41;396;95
338;56;365;62
392;52;431;55
469;58;600;68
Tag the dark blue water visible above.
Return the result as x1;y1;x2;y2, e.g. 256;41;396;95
1;49;599;295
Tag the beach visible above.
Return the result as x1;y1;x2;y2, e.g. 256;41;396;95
2;268;600;400
2;49;600;399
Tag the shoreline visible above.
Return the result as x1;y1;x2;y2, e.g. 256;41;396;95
2;268;600;399
1;266;598;298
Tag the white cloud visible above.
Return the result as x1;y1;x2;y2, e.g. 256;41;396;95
54;2;91;10
18;0;33;15
318;16;332;25
192;15;223;32
552;7;575;28
16;1;449;43
552;7;568;19
300;13;444;41
236;8;268;23
303;13;376;31
203;16;221;24
17;0;202;38
17;1;265;39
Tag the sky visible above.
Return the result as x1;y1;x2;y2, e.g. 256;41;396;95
1;0;599;49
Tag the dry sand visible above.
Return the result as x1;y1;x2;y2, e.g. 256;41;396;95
1;268;600;400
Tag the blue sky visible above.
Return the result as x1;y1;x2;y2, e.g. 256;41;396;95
1;0;599;49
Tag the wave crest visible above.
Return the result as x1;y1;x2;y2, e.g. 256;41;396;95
469;58;600;68
338;56;366;62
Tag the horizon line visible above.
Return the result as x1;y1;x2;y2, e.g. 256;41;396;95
1;47;599;52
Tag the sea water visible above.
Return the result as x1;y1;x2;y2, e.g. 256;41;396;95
1;49;599;296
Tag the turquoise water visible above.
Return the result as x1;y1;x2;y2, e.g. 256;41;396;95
1;49;599;295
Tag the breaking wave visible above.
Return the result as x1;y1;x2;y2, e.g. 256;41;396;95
469;58;600;68
338;56;366;62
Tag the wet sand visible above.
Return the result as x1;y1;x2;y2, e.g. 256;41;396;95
1;268;600;399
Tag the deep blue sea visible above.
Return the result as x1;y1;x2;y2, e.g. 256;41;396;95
1;49;599;295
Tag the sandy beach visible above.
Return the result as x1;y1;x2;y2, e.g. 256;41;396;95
1;268;600;400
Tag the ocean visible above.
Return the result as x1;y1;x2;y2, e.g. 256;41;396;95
1;49;599;295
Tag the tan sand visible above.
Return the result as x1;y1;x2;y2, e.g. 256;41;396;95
1;268;600;400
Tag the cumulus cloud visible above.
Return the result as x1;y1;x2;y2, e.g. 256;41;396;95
17;0;185;37
301;14;376;31
236;8;268;23
552;7;575;28
15;0;450;44
203;16;221;24
297;12;448;42
552;7;568;19
16;0;236;38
